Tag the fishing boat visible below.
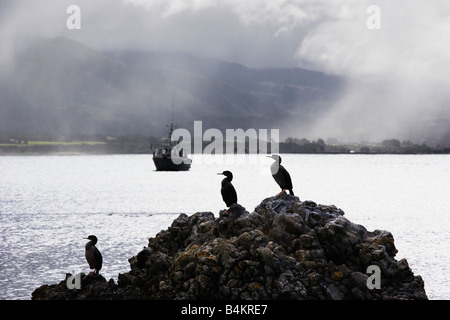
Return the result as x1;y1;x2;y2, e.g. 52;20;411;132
150;121;192;171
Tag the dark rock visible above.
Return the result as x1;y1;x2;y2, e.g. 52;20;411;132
32;273;117;300
32;196;428;300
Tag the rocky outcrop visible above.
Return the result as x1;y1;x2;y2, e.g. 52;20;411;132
32;194;427;300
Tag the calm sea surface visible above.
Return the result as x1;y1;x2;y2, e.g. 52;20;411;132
0;154;449;300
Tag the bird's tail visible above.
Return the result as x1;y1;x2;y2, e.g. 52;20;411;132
289;189;294;195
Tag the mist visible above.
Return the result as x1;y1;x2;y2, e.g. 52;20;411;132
295;0;450;142
1;0;450;143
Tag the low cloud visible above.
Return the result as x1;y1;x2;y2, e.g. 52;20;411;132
295;0;450;141
2;0;449;141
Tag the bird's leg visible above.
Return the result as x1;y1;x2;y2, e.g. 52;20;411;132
277;189;286;198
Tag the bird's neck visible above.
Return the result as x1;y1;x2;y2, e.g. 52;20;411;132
270;162;280;174
86;241;96;249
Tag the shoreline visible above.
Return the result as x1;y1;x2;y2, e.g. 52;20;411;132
1;145;449;156
1;136;450;155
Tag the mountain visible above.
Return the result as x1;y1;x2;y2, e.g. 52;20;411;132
107;50;345;108
2;37;188;137
0;37;346;138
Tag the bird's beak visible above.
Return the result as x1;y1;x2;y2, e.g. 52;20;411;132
217;172;224;175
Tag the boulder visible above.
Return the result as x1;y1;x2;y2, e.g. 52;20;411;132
32;194;427;300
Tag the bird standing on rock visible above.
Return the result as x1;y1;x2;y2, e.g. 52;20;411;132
217;170;238;208
267;155;294;197
84;235;103;275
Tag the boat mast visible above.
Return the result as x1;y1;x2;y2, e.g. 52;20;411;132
168;94;174;145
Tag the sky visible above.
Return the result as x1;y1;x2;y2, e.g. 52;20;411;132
1;0;450;141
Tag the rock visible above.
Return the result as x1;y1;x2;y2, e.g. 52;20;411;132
32;196;428;300
31;273;117;300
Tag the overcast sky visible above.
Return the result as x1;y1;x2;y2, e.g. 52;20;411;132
2;0;450;140
3;0;448;71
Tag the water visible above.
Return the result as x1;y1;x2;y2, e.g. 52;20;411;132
0;154;449;300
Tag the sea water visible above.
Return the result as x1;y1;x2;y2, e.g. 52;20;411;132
0;154;449;299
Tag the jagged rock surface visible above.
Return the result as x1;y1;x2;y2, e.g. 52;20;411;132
32;195;427;300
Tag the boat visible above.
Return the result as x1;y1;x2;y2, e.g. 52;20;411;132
150;121;192;171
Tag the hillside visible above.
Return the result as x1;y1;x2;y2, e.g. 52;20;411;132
0;37;346;138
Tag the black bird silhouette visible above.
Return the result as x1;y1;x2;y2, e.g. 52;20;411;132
217;170;238;207
267;155;294;197
84;235;103;275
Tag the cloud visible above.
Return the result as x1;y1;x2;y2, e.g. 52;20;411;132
2;0;449;141
126;0;311;29
291;0;450;141
4;0;450;75
120;0;317;66
297;1;450;78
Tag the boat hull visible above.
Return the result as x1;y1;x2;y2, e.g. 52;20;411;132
152;156;191;171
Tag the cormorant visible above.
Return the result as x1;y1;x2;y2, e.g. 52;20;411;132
267;155;294;197
84;235;103;275
217;170;238;207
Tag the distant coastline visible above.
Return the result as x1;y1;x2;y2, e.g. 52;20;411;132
1;135;449;155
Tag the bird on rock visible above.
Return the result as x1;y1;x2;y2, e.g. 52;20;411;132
217;170;238;208
267;155;294;197
84;235;103;275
